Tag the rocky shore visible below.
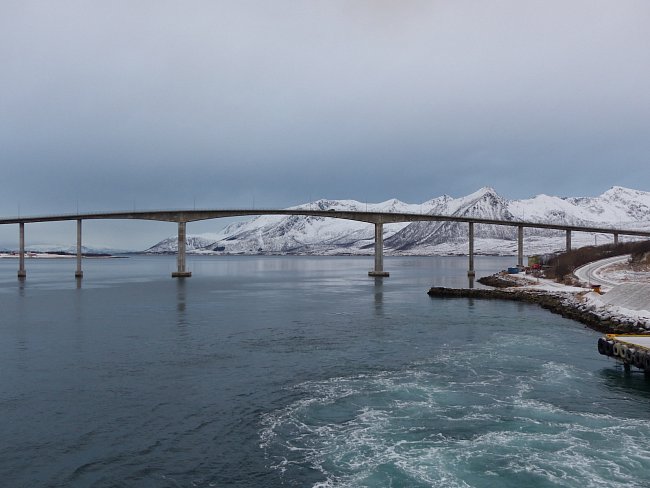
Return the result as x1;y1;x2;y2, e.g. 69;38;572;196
428;279;650;335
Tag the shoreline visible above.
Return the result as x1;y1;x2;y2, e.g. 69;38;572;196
0;254;126;259
427;282;650;335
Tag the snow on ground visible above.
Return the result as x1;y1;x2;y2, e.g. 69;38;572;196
596;261;650;284
573;256;629;289
507;273;586;293
576;284;650;328
583;291;650;325
499;256;650;330
599;283;650;312
572;256;650;315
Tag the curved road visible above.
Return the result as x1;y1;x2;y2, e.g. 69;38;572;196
573;255;629;287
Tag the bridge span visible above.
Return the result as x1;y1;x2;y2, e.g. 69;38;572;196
2;208;650;279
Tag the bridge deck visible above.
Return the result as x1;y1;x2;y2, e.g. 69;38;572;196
0;209;649;237
4;208;650;281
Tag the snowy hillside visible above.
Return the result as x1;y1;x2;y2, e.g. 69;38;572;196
144;186;650;256
143;235;219;254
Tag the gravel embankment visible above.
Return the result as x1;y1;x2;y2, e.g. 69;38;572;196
428;278;650;335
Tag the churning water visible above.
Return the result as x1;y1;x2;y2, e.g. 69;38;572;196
1;255;650;487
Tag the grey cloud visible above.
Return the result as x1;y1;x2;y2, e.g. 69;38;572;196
1;1;649;248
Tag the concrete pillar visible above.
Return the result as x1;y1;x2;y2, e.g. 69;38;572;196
172;221;192;278
18;222;26;278
566;229;572;252
368;222;389;277
75;219;83;278
468;222;475;276
517;225;524;268
614;233;619;246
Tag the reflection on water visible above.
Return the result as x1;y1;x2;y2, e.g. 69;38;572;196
176;279;187;325
373;278;383;314
598;367;650;401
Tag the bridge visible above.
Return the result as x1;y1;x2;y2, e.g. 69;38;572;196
2;209;650;279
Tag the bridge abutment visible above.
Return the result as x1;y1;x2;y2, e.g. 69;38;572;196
172;221;192;278
368;222;389;277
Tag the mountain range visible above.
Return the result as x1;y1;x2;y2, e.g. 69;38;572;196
145;186;650;257
0;245;130;255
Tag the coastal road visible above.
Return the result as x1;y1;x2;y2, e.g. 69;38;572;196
573;255;630;287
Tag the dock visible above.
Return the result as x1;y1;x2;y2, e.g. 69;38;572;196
598;334;650;372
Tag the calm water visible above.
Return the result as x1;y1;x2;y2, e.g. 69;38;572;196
1;255;650;488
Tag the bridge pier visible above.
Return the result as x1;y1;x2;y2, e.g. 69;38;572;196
468;222;475;276
172;221;191;278
368;222;389;277
566;229;572;252
517;225;524;268
18;222;26;279
614;233;619;246
75;219;83;278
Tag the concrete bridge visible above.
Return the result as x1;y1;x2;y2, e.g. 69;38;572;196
2;208;650;279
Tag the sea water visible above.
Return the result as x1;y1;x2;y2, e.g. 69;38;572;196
1;255;649;487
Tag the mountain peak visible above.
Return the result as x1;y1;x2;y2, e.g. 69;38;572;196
603;186;646;196
459;187;506;207
464;186;500;200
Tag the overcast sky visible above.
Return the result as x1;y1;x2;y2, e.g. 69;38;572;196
1;1;649;249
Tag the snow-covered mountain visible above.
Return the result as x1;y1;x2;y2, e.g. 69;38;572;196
141;236;218;254
22;244;128;255
144;186;650;256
